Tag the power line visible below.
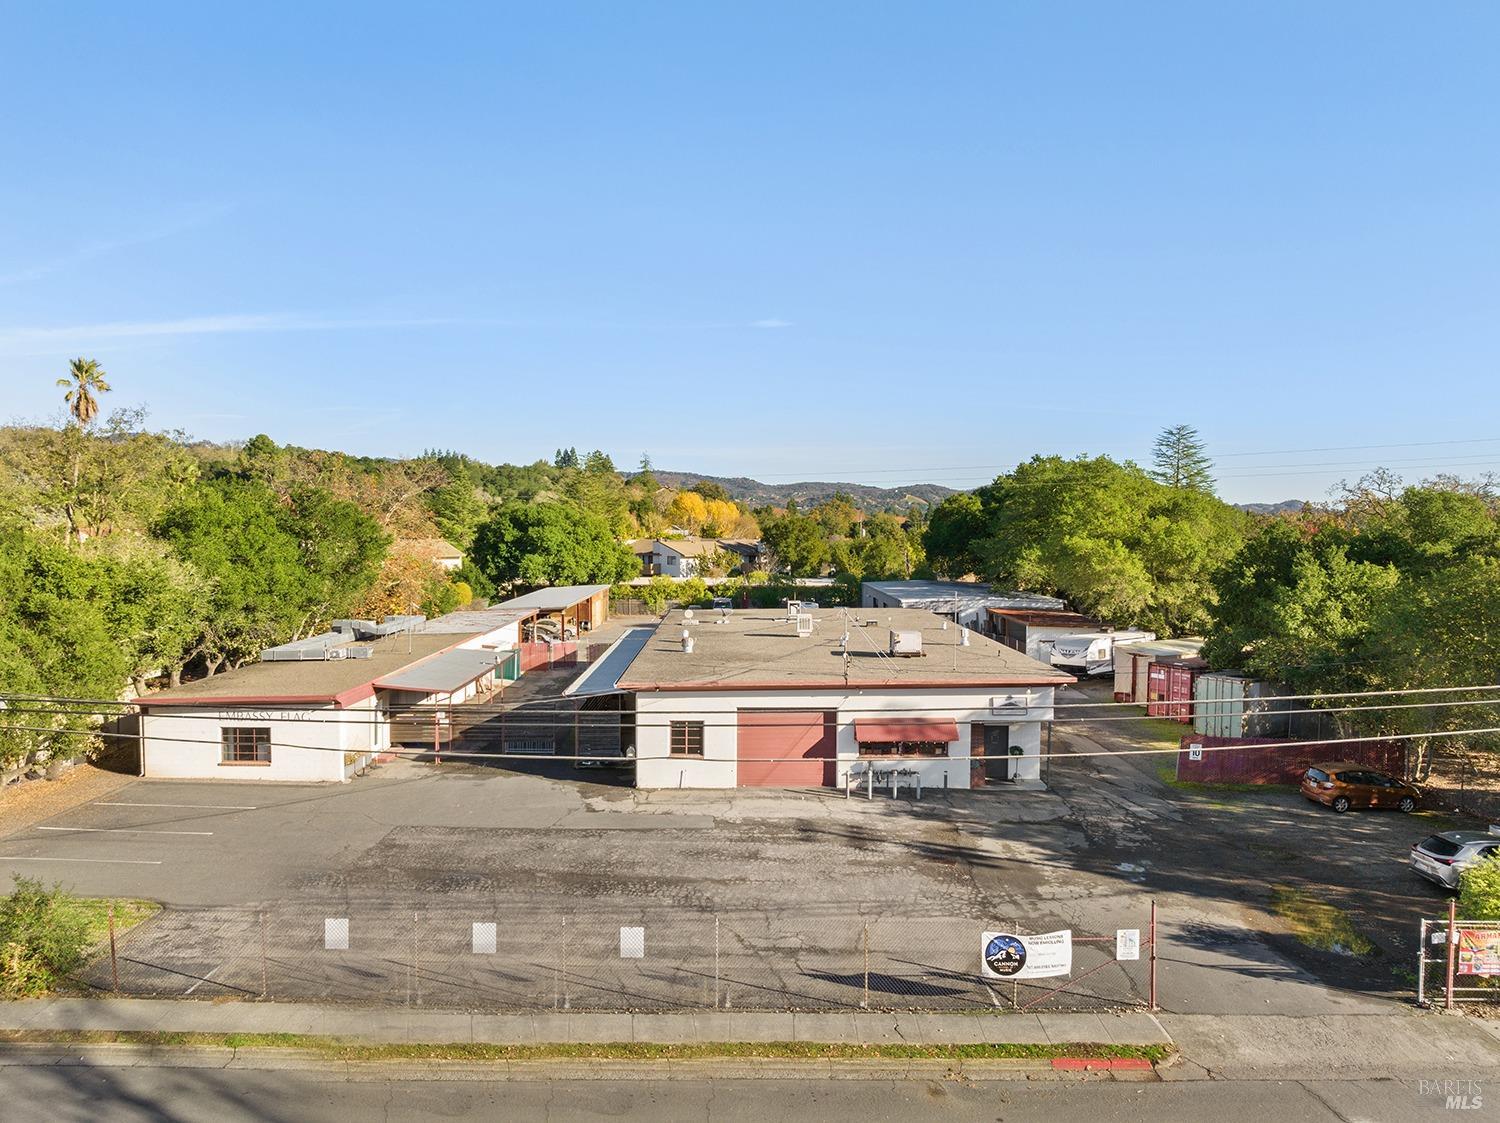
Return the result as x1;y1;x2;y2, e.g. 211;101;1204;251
6;679;1500;721
4;719;1497;767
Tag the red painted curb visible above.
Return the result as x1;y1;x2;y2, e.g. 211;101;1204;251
1050;1058;1154;1071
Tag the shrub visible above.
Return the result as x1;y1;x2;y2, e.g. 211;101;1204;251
1459;853;1500;919
0;877;93;997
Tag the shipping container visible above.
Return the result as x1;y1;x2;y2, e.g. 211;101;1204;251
1111;639;1205;703
1191;673;1291;739
1148;661;1199;722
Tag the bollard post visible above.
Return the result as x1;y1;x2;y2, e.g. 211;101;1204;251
864;917;876;1007
260;910;268;999
108;901;119;992
1446;897;1458;1010
1149;900;1158;1012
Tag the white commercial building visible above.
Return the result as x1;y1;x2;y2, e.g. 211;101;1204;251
585;606;1072;791
138;606;532;782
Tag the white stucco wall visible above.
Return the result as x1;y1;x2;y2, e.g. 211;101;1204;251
142;696;386;782
633;686;1054;790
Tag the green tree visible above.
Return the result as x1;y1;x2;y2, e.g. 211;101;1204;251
1150;424;1214;492
470;501;639;590
759;507;828;577
923;492;985;578
0;526;129;767
1203;521;1399;691
976;455;1247;634
424;473;487;549
553;447;579;469
813;492;860;539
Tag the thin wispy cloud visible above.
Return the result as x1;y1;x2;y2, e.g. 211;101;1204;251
0;313;497;355
750;318;793;329
0;202;237;287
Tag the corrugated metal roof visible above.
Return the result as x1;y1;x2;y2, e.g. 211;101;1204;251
563;627;655;697
494;585;610;612
374;649;502;693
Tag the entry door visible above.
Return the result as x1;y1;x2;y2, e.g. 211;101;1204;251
983;725;1011;783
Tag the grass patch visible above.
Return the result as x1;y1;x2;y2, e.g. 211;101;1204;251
1;877;158;997
1152;760;1295;796
0;1029;1171;1064
1270;885;1376;957
65;898;158;950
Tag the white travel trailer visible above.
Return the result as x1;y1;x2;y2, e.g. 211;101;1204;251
1049;630;1156;676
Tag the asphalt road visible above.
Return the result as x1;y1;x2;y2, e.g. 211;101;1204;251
3;1066;1485;1122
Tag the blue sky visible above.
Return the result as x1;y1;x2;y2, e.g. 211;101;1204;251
2;2;1498;503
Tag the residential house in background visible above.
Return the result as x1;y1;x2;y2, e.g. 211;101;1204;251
402;538;464;572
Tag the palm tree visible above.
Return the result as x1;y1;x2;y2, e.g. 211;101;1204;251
57;357;110;427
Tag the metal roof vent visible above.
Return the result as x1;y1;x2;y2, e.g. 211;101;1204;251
681;629;695;654
889;629;923;656
960;628;970;647
796;613;814;637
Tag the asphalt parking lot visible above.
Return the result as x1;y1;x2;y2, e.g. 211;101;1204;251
0;686;1464;1014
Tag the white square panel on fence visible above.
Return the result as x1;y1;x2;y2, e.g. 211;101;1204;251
620;926;645;959
472;922;497;955
324;918;349;951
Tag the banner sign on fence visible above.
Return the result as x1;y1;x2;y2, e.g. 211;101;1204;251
1116;928;1140;961
620;926;645;959
1457;929;1500;976
980;930;1072;979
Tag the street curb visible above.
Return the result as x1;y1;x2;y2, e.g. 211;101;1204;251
0;1043;1162;1082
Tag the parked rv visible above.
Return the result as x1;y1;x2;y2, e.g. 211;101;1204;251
1049;630;1156;676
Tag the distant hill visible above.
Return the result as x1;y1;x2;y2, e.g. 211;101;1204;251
642;471;956;513
1234;500;1308;515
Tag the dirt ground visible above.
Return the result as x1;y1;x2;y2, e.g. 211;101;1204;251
0;749;137;840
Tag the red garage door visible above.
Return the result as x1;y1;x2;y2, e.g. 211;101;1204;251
736;710;836;787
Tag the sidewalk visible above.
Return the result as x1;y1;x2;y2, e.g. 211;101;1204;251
0;998;1167;1046
7;998;1500;1082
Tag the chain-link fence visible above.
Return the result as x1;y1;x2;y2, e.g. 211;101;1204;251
77;901;1157;1013
1418;913;1500;1007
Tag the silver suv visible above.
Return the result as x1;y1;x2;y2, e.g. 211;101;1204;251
1411;831;1500;890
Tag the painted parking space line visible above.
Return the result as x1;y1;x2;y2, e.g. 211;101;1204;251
182;965;220;996
36;826;213;837
94;801;258;811
0;856;164;865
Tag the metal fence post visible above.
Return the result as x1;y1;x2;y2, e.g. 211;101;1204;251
413;911;421;1007
1417;918;1428;1007
1446;898;1458;1010
260;910;268;999
861;921;870;1009
107;902;119;992
714;915;721;1009
1149;899;1158;1012
561;914;570;1010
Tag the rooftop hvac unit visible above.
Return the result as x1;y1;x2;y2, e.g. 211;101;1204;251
332;619;379;639
889;629;923;656
795;613;814;637
346;647;374;660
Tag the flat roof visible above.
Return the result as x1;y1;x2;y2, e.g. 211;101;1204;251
493;585;610;613
375;648;503;693
863;581;1065;611
421;606;534;634
140;632;471;708
616;608;1073;692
